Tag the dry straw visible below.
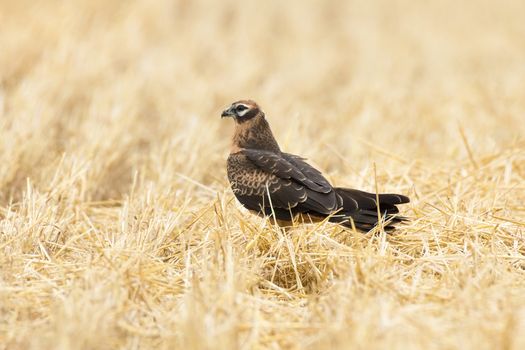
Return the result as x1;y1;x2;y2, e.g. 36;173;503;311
0;0;524;349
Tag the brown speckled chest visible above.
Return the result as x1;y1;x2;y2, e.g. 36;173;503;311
227;152;279;197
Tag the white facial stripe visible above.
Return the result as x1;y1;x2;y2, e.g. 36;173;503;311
236;104;251;117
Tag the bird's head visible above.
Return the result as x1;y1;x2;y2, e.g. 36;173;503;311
221;100;262;123
222;99;280;152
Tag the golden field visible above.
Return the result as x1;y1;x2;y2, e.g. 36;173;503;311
1;0;524;348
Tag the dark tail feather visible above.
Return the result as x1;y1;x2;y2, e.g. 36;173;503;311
330;188;410;232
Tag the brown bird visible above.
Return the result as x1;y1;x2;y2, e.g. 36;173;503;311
222;100;409;231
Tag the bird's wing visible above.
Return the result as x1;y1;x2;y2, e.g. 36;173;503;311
281;153;332;191
233;176;309;212
242;149;332;194
239;149;339;214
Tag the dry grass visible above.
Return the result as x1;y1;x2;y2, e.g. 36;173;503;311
1;0;525;349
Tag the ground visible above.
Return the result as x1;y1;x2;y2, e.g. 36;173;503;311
0;0;524;349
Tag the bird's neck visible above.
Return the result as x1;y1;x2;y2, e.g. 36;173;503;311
232;114;281;153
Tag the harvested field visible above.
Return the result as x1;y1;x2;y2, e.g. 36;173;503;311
0;0;524;349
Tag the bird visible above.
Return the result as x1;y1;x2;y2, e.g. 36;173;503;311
221;99;410;232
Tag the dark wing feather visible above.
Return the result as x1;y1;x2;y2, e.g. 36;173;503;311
333;188;410;231
243;149;332;194
233;178;307;212
281;153;332;191
336;188;409;213
238;149;339;216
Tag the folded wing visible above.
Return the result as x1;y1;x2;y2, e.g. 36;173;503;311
236;149;340;218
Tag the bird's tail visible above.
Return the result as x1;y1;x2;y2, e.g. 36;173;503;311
329;188;410;232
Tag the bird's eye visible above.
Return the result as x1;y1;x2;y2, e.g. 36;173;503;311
235;105;248;112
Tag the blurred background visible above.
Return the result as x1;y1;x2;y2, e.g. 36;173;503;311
0;0;524;197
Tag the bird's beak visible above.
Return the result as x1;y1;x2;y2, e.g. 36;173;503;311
221;106;235;118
